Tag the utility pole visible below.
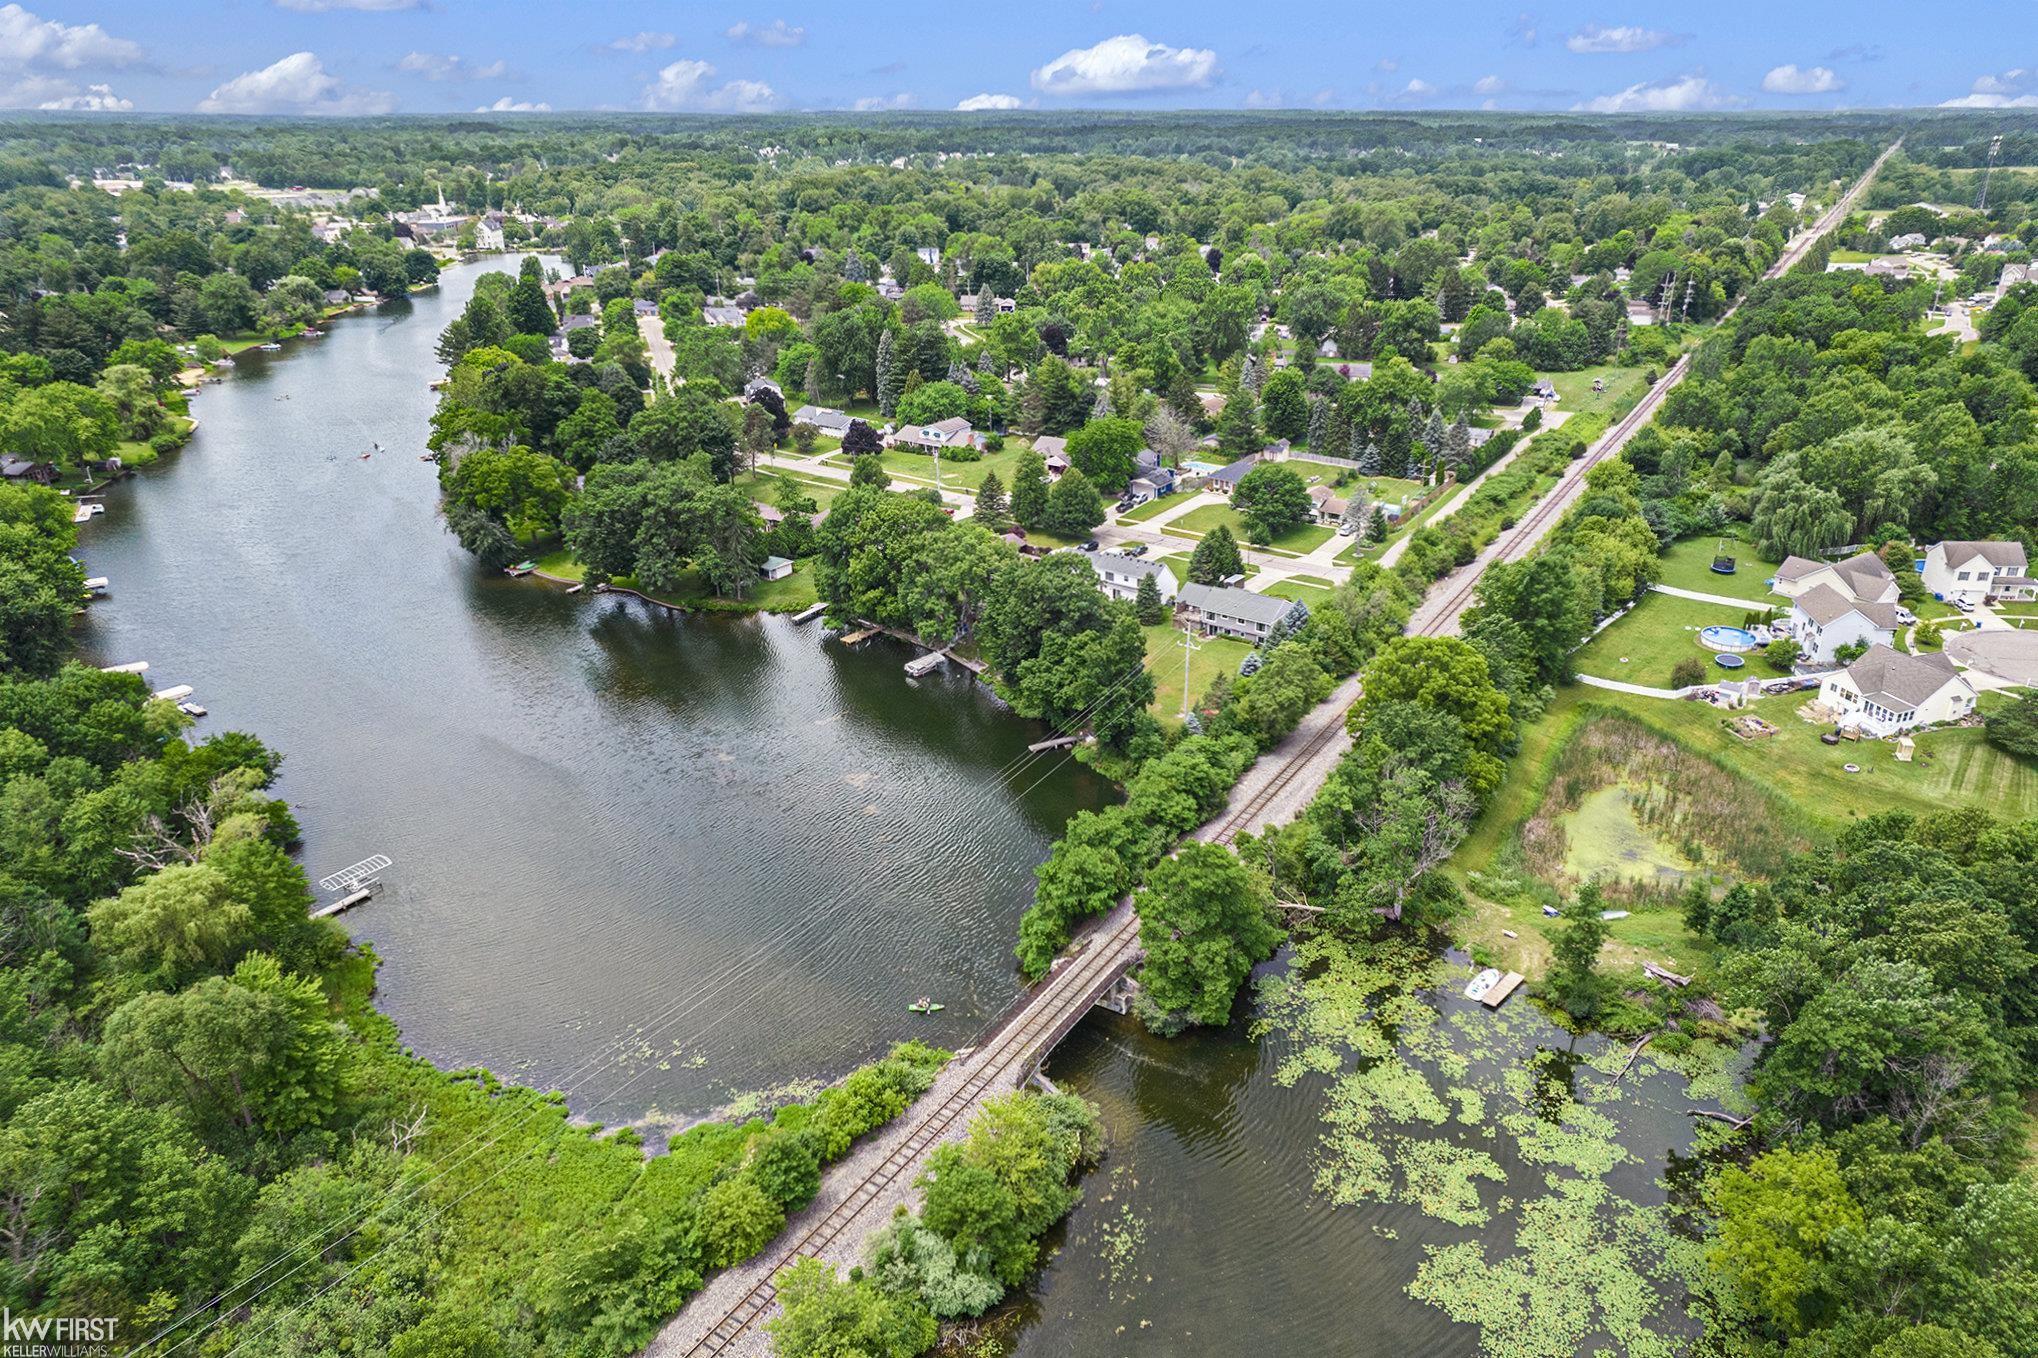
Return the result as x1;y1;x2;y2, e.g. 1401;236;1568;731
1979;134;2003;212
1178;630;1203;720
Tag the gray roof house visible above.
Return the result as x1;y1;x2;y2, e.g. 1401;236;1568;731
793;405;853;436
1785;583;1901;663
702;304;747;328
1199;454;1259;495
1773;550;1899;606
1175;582;1296;642
1923;540;2036;603
1088;552;1178;604
1818;646;1977;737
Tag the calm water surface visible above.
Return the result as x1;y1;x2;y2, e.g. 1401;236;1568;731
76;256;1113;1129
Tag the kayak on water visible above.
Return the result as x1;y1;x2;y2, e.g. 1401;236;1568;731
908;997;945;1014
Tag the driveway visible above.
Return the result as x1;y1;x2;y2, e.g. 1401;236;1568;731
1946;627;2038;686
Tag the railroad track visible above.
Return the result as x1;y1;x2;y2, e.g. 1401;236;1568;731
681;907;1144;1356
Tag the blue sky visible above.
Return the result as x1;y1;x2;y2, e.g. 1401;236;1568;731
2;1;2033;116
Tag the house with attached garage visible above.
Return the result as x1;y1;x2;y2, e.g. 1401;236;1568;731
1174;582;1297;643
1922;540;2036;605
1783;583;1901;663
891;417;975;452
1088;552;1178;604
1772;550;1899;607
792;405;853;437
1818;646;1977;737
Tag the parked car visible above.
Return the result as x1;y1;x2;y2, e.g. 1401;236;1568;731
1123;542;1148;556
1080;539;1099;552
1954;597;1975;612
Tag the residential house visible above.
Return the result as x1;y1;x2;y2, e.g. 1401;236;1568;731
1866;256;1911;279
702;304;747;328
1888;232;1928;250
744;376;783;401
1198;454;1259;495
1306;484;1349;526
474;215;506;251
1772;550;1899;606
632;298;660;318
1818;646;1976;737
793;405;853;437
1783;583;1900;663
1174;583;1297;643
550;312;599;357
1529;379;1559;403
0;456;52;483
759;555;795;582
1033;435;1069;479
1923;540;2036;604
915;246;941;268
1995;262;2033;302
893;417;975;452
322;288;352;308
1088;552;1178;604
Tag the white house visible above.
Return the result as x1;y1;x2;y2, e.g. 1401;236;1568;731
474;216;506;252
1088;553;1178;604
1818;646;1977;737
893;417;974;452
1784;583;1900;663
760;555;795;582
793;405;853;437
1174;583;1297;643
1772;550;1899;606
1922;540;2035;605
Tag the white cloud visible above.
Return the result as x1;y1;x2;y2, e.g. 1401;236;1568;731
398;51;508;82
956;91;1022;110
1575;74;1734;113
851;92;912;110
1402;77;1438;97
37;81;128;109
1030;34;1219;96
198;52;397;115
274;0;421;11
1244;88;1281;108
1762;63;1842;95
639;58;776;112
1375;57;1399;73
1566;24;1679;54
475;96;549;112
609;31;674;54
0;4;142;70
1473;74;1507;95
724;19;805;48
1941;69;2038;108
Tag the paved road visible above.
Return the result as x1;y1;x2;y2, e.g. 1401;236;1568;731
638;313;676;383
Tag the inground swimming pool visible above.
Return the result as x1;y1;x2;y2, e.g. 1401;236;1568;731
1698;624;1760;653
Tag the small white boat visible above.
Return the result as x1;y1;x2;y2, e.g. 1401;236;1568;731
258;342;283;351
177;701;207;718
1463;967;1503;1002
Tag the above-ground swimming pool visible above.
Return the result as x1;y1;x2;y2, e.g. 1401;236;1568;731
1698;625;1760;653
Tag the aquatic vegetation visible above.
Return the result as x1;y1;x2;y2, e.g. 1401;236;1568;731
1255;928;1696;1356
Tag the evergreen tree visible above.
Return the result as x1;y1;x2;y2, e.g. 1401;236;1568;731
1187;524;1245;583
876;329;901;416
1009;450;1050;530
843;250;867;283
1092;385;1112;418
1306;395;1327;451
1044;468;1105;537
1359;440;1381;476
1339;486;1370;534
976;349;995;376
1239;352;1263;396
975;284;997;324
803;355;822;404
974;471;1009;530
1422;409;1446;466
1446;415;1472;471
1134;571;1165;625
507;256;555;337
1367;505;1389;542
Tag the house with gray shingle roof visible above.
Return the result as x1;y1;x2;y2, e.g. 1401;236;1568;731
1784;582;1900;663
1174;582;1297;643
1088;552;1178;604
1923;540;2035;605
1773;550;1899;607
1818;646;1976;737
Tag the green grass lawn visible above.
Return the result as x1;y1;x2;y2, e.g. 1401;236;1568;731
1164;503;1334;557
1545;362;1655;422
736;468;845;511
526;550;818;612
1259;575;1336;607
865;446;1028;493
1573;591;1786;688
1155;552;1259;584
1830;248;1875;263
1142;621;1254;726
1654;532;1783;602
1119;490;1197;522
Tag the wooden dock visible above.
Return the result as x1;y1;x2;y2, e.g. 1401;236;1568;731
838;627;878;645
1027;735;1078;753
1479;971;1525;1009
792;602;828;623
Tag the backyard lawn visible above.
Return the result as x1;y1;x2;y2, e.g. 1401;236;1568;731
1544;362;1656;422
1156;552;1259;584
1164;502;1335;556
863;446;1030;492
736;468;846;511
1572;591;1786;688
1654;533;1783;602
1141;622;1254;725
526;551;819;611
1258;575;1336;607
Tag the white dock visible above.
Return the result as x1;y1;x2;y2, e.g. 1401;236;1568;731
1027;735;1078;753
311;882;378;919
903;651;947;678
792;602;828;623
100;660;149;674
151;684;195;703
